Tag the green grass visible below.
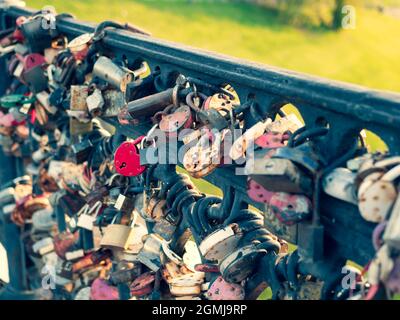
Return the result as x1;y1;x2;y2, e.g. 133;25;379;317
27;0;400;93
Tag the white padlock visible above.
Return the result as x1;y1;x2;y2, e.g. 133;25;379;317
322;168;358;205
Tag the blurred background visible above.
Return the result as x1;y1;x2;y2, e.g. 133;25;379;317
0;0;399;287
24;0;400;92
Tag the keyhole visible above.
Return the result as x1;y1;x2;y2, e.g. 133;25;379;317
120;162;126;169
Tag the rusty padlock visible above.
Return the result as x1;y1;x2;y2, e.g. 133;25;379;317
114;136;146;177
206;276;245;300
183;129;228;178
130;271;155;297
358;164;400;223
199;224;242;262
158;105;193;137
247;178;275;204
67;33;93;61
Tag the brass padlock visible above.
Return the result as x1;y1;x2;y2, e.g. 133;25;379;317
100;211;138;250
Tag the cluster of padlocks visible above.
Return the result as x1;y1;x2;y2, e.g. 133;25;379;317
0;11;399;300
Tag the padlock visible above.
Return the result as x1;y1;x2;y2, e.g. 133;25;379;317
109;261;142;285
137;233;164;271
20;15;58;53
114;136;146;177
247;179;274;204
230;119;272;161
322;168;358;205
22;64;48;93
158;105;193;137
69;85;92;136
130;272;155;297
219;243;266;283
86;88;104;115
67;33;93;61
183;129;228;178
100;212;138;250
182;240;203;273
77;201;103;231
199;224;242;262
383;194;400;249
72;248;112;272
114;194;136;214
93;56;134;93
247;157;313;195
269;192;312;225
71;138;94;164
36;91;57;115
32;237;54;256
358;164;400;223
102;90;126;117
22;53;46;73
65;249;85;261
90;278;119;300
0;94;36;109
206;276;245;300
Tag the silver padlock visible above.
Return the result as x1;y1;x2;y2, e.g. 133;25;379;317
383;194;400;249
92;56;133;93
86;88;104;114
322;168;358;205
137;233;164;271
77;201;102;231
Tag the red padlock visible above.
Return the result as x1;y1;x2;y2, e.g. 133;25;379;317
130;272;155;297
23;54;46;73
114;136;146;177
247;179;274;204
255;132;289;149
90;278;119;300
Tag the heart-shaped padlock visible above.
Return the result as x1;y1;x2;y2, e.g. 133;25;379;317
90;278;120;300
247;179;275;204
158;105;193;137
114;136;146;177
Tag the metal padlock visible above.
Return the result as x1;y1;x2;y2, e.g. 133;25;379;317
383;194;400;249
247;178;274;204
20;15;58;53
358;164;400;223
32;237;54;255
230;119;272;161
130;272;155;297
269;192;312;225
100;212;138;250
199;224;242;262
183;129;227;178
22;64;48;93
86;88;104;114
22;53;46;73
67;33;93;61
137;233;164;271
322;168;358;205
36;91;57;115
158;105;193;137
77;201;102;231
93;56;134;93
71;138;94;164
114;193;136;214
69;85;92;136
114;136;146;177
206;276;245;300
219;243;265;283
247;157;313;195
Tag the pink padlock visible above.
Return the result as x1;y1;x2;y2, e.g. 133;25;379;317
255;132;289;149
269;192;312;225
247;179;274;204
23;54;46;73
114;136;146;177
207;276;245;300
90;278;120;300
